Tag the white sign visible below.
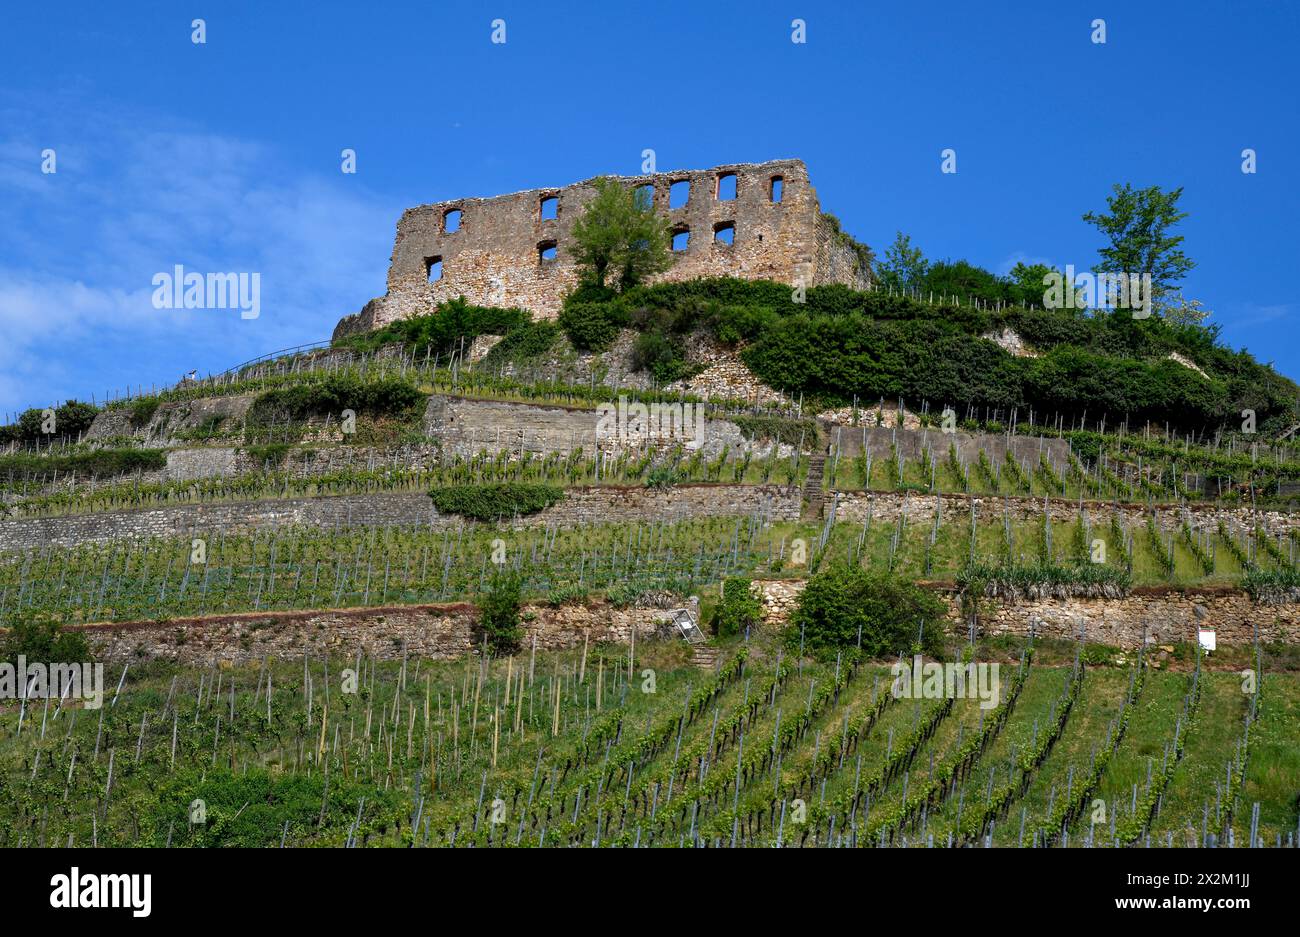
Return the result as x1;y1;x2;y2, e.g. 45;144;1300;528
1198;628;1216;653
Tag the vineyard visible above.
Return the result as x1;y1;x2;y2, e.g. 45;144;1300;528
1;632;1294;848
5;503;1300;626
0;288;1297;851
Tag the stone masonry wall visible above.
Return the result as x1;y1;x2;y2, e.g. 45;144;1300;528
0;485;801;551
72;585;1300;665
335;159;871;334
77;600;685;666
423;393;768;459
823;423;1072;467
5;479;1299;553
753;579;1300;649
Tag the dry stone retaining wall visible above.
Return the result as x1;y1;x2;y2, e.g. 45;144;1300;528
73;584;1300;665
4;479;1297;553
79;600;684;666
752;579;1300;649
0;485;801;551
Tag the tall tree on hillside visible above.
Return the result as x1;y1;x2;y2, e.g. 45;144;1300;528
874;232;929;294
1082;183;1195;305
568;177;672;290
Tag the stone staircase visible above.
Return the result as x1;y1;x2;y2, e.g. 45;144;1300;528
690;644;720;670
802;452;827;519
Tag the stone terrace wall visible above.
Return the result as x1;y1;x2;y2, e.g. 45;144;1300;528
0;485;801;551
423;393;769;459
335;158;871;333
824;424;1071;466
73;585;1300;664
77;600;684;666
754;580;1300;649
828;490;1300;539
6;481;1298;553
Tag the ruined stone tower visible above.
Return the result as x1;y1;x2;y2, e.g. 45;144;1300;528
334;158;870;337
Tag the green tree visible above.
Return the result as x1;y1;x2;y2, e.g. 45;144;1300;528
477;572;523;655
1;612;93;664
787;566;945;659
874;232;929;294
569;177;672;290
712;577;762;638
1082;183;1195;301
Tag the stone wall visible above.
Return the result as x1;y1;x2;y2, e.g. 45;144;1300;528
423;393;768;459
752;579;1300;649
0;484;801;551
6;475;1299;552
826;489;1300;539
86;394;257;447
335;159;871;334
77;600;685;666
823;424;1072;467
72;582;1300;665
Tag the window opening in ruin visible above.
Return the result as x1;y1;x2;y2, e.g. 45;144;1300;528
444;209;462;233
538;240;558;262
426;257;443;282
671;227;690;252
770;176;784;202
634;184;655;210
716;173;737;201
669;180;690;209
539;196;558;220
713;222;735;246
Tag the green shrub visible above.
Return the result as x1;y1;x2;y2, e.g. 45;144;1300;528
245;443;292;467
428;483;564;521
0;448;166;479
0;400;100;445
732;414;821;448
557;301;627;352
712;577;762;637
334;296;530;357
630;329;689;382
645;465;684;490
481;321;560;367
1;612;93;664
244;375;425;441
478;572;523;655
787;566;945;660
129;398;160;427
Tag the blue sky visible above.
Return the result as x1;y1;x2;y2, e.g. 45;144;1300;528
1;0;1297;417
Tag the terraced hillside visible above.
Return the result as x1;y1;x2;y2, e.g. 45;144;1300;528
1;280;1298;848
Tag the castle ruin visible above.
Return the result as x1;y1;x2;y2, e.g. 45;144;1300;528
334;158;870;337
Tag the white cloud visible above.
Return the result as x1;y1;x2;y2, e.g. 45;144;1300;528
995;250;1057;277
0;95;398;414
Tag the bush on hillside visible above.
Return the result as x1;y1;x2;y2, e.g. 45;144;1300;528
557;301;628;352
333;296;531;357
0;401;100;446
428;483;564;521
477;572;524;655
551;276;1295;431
712;577;762;638
244;375;425;439
787;566;945;660
1;612;93;664
481;321;561;368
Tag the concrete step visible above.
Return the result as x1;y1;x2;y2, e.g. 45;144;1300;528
690;645;720;670
802;453;827;519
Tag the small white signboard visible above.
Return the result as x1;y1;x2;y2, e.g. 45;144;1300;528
1198;628;1216;653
